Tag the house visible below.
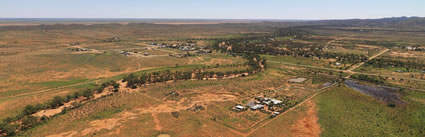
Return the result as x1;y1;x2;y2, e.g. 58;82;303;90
251;104;264;110
396;70;404;73
335;62;341;66
233;105;246;112
263;100;272;105
71;48;90;52
247;101;264;110
263;97;282;105
271;112;281;118
289;78;307;83
70;42;80;46
180;46;190;51
119;51;131;56
405;46;417;51
247;101;256;108
270;99;283;105
235;105;245;110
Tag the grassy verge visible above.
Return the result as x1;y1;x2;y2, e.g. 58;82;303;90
315;85;425;137
29;78;89;88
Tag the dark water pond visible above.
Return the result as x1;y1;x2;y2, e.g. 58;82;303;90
344;80;404;104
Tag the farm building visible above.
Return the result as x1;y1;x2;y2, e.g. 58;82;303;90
247;101;264;110
289;78;307;83
335;62;342;66
232;105;246;112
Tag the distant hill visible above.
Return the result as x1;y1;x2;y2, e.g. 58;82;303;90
309;17;425;29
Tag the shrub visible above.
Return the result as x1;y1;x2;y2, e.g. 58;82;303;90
20;116;39;130
0;123;18;136
65;94;73;102
49;96;65;109
72;91;81;99
82;89;94;98
22;105;38;115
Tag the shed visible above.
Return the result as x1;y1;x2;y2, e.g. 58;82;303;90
251;104;264;110
289;78;307;83
270;99;282;105
235;105;245;110
247;101;256;108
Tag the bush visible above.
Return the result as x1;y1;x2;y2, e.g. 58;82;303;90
22;105;39;115
65;94;73;102
49;96;65;108
171;112;179;118
40;116;49;121
20;116;39;130
0;123;17;136
82;89;94;98
35;103;46;110
72;91;81;99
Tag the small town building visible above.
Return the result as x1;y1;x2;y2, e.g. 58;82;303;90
235;105;245;110
251;104;264;110
289;78;307;83
247;101;264;110
270;99;283;105
247;101;256;108
271;111;281;118
335;62;341;66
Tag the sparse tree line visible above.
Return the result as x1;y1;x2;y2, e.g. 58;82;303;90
365;57;425;71
0;81;119;136
214;35;368;65
123;57;265;89
345;39;421;49
351;74;386;84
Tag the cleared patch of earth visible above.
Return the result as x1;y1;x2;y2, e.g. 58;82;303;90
46;131;78;137
289;100;321;137
81;111;138;136
152;113;163;131
157;134;171;137
47;92;237;136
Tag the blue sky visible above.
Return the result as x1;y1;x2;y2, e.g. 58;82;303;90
1;0;424;19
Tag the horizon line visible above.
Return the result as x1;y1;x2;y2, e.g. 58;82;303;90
0;16;422;21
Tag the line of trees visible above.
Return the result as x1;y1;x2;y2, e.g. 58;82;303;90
351;74;386;84
214;32;368;65
123;61;263;89
366;57;425;71
0;80;119;136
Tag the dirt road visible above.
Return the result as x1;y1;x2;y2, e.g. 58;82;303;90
344;48;389;78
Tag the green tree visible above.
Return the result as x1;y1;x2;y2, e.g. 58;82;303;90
82;89;94;99
49;96;65;108
23;105;38;115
